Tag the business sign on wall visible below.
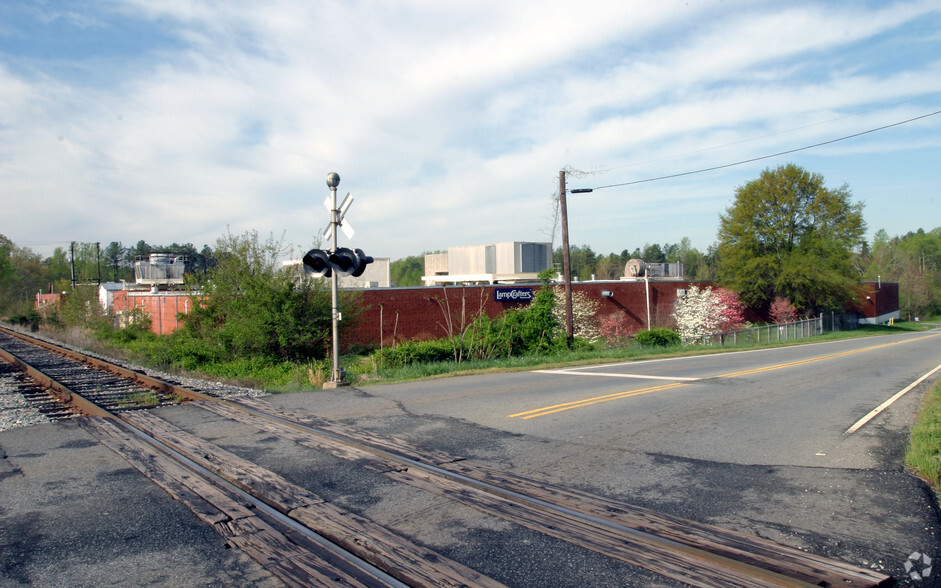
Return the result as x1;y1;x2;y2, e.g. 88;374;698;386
494;287;534;302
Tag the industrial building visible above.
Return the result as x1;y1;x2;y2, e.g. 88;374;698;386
33;249;900;344
422;241;553;285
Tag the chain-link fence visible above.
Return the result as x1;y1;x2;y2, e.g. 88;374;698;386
686;315;837;346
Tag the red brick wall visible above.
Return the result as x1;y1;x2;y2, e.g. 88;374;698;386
854;281;900;321
111;290;195;336
78;280;900;346
346;281;706;349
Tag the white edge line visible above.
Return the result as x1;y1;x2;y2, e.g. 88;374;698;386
844;361;941;436
533;370;700;382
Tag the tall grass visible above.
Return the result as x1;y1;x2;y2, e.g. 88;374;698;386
906;379;941;489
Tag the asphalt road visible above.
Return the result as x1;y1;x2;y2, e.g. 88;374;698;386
359;330;941;469
327;328;941;584
4;329;940;586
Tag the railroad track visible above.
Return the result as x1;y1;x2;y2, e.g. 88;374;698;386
0;325;893;587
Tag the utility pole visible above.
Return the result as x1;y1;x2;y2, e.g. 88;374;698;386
69;241;76;291
96;242;101;286
559;171;574;345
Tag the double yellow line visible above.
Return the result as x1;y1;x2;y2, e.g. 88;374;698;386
508;381;690;420
509;332;941;420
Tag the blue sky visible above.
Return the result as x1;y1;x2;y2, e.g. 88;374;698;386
2;1;940;263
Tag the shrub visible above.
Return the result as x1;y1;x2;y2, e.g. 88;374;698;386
372;338;458;368
551;287;601;343
634;328;680;347
8;310;42;331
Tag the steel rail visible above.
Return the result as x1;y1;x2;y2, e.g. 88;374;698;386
0;338;111;419
0;326;892;587
0;327;413;587
0;326;215;404
228;400;889;588
114;415;409;588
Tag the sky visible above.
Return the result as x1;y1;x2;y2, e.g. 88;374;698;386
2;0;940;263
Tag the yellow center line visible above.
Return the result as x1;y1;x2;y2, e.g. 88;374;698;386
508;382;690;420
508;332;941;420
714;333;940;378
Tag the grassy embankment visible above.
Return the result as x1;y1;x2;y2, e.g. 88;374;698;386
906;376;941;494
46;319;935;391
342;321;936;387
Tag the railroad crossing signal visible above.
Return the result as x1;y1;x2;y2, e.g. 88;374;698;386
302;247;373;278
323;192;355;240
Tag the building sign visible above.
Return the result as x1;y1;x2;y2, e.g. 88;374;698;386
495;287;534;302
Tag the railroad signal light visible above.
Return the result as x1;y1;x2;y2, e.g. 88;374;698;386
302;248;374;278
351;249;375;277
334;247;374;277
302;249;333;278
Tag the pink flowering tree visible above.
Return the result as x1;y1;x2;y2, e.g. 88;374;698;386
598;312;633;345
714;287;748;332
769;297;799;323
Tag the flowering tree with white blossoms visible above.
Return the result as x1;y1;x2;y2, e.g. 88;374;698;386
551;287;602;343
672;286;747;344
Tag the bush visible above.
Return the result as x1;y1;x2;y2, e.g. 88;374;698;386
8;310;42;331
372;338;458;368
634;328;681;347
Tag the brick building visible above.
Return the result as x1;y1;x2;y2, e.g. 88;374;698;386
346;280;704;349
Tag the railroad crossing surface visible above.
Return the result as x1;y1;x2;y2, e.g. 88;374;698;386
2;328;940;585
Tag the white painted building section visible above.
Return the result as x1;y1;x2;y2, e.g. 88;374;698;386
422;241;553;285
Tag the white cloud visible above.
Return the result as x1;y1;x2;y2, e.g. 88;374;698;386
1;0;940;261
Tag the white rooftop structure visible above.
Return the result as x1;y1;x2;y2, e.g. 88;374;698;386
422;241;552;285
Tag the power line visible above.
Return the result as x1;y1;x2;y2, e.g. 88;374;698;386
590;99;924;175
579;109;941;192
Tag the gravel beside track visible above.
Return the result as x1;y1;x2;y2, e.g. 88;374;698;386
0;324;268;432
0;362;56;430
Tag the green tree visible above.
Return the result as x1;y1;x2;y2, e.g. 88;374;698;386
594;254;622;280
0;237;50;316
663;237;714;280
0;236;16;314
198;244;217;274
640;243;666;263
125;240;152;267
68;242;102;285
102;241;130;282
177;230;335;364
554;244;597;281
717;164;866;312
390;255;424;287
45;247;71;285
863;227;941;319
58;284;107;329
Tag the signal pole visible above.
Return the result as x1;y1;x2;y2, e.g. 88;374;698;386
324;172;348;388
